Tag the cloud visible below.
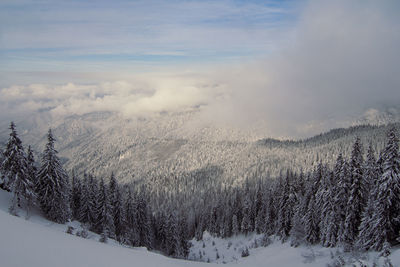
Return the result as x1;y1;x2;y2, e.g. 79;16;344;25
0;75;222;123
201;0;400;137
1;0;399;139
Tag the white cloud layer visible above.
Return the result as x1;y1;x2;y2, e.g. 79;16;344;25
1;0;400;138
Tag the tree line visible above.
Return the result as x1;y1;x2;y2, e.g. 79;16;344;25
1;121;399;259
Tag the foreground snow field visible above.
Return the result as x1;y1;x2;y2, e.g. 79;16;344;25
0;190;400;267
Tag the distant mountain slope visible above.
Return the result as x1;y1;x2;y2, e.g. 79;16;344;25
0;111;398;187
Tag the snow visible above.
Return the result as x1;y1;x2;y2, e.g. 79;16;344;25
1;190;400;267
189;232;400;267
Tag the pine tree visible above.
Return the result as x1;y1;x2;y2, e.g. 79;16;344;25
364;144;378;194
164;208;180;257
2;122;35;215
263;187;276;235
276;172;294;241
78;173;90;224
26;146;37;191
240;194;251;235
124;187;139;246
36;129;70;223
254;209;265;234
336;158;351;245
360;128;400;250
319;171;335;247
290;171;307;246
109;173;124;242
357;144;378;249
95;177;114;240
232;214;239;236
70;171;82;220
88;174;99;230
136;189;151;247
343;137;366;249
176;213;190;258
304;194;319;244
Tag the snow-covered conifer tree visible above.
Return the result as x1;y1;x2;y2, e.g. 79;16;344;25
358;144;378;249
108;173;124;241
343;137;366;249
304;195;319;244
360;128;400;250
96;177;114;241
70;171;82;220
240;195;251;235
88;174;99;229
36;129;70;223
124;188;139;246
2;122;35;215
78;173;90;224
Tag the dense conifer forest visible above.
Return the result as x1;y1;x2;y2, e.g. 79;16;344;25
1;121;400;259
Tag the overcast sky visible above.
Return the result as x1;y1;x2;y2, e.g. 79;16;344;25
1;0;399;138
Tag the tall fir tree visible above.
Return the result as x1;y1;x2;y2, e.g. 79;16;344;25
319;171;336;247
78;173;90;224
136;188;152;247
36;129;70;223
276;172;294;241
357;144;378;249
109;173;124;242
70;171;82;220
336;158;351;245
360;128;400;250
124;187;139;246
240;194;251;235
96;177;114;241
343;137;366;249
26;146;37;192
2;122;35;215
88;174;99;230
304;194;319;244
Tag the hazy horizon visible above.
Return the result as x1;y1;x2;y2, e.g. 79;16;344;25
1;0;400;138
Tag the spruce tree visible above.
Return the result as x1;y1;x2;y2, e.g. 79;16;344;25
276;173;294;241
343;137;366;249
164;208;180;257
26;146;37;191
88;174;99;230
240;195;251;235
361;128;400;250
357;144;378;249
96;177;114;241
232;214;239;236
319;171;335;247
109;173;124;242
36;129;70;223
136;189;151;247
290;171;307;246
2;122;35;215
124;187;139;246
304;194;319;244
78;173;90;224
70;171;82;220
336;158;351;245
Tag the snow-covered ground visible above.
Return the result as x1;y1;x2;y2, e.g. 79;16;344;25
1;190;400;267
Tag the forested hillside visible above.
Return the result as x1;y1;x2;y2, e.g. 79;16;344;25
1;119;400;265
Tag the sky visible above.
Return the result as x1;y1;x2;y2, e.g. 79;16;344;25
1;0;400;138
0;0;299;76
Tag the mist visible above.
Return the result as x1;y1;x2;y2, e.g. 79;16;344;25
1;0;399;139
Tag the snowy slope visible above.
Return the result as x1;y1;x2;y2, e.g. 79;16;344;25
0;190;214;267
1;189;400;267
